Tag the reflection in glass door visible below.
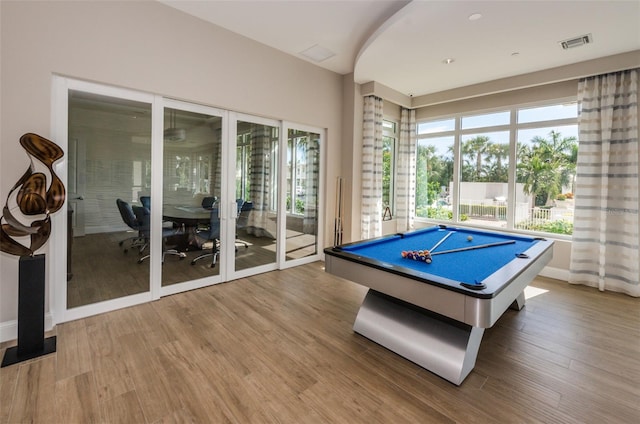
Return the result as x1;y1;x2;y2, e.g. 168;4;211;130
67;90;152;308
285;128;321;262
161;107;224;288
60;79;323;321
233;119;280;273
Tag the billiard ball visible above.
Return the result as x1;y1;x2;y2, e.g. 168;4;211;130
467;236;473;241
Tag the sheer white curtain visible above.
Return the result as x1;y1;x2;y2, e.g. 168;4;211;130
211;127;222;197
361;96;383;239
247;124;275;238
303;135;320;235
569;68;639;297
395;107;416;232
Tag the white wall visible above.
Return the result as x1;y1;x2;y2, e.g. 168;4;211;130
340;73;361;243
0;1;343;330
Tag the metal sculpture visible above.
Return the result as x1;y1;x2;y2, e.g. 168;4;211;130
1;133;65;256
1;133;65;367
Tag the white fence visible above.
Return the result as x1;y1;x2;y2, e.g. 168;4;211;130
515;203;574;229
457;199;574;227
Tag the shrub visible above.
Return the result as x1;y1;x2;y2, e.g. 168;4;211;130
426;207;452;220
415;206;468;222
515;219;573;235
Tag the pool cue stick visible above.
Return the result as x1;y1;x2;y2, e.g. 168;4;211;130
334;177;343;246
429;240;516;256
429;231;454;253
338;177;344;244
336;177;341;245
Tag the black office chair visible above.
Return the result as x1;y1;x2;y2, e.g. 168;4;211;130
191;208;221;268
116;198;148;253
235;200;253;249
201;196;217;209
140;196;151;210
134;205;187;264
137;231;187;263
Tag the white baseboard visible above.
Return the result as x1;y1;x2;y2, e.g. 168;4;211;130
0;313;55;344
540;266;570;282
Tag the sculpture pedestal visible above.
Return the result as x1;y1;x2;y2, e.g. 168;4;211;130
1;254;56;367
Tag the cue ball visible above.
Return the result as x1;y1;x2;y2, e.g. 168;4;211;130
467;236;473;241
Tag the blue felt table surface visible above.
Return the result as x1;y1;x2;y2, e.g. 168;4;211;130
337;226;540;285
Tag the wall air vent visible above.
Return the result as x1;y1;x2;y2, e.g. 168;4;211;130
559;33;592;50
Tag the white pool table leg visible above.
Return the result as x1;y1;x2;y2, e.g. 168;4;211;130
353;290;485;386
510;291;526;310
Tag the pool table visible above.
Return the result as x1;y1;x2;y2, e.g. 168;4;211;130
324;225;553;385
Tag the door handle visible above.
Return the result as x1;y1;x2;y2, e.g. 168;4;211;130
230;201;238;219
73;196;84;200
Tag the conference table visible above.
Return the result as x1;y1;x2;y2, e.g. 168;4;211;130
162;205;213;251
163;205;212;225
324;225;554;385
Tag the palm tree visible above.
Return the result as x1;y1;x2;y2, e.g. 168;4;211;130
416;144;437;208
415;143;456;214
518;152;554;206
485;142;509;182
461;135;491;181
517;131;577;206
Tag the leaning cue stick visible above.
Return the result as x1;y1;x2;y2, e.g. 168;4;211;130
335;178;340;245
338;177;344;245
429;231;454;253
334;177;344;246
429;240;516;256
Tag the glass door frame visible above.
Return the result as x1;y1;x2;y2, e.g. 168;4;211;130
51;79;232;322
158;99;228;297
279;122;325;269
51;77;326;325
51;77;158;323
223;112;283;281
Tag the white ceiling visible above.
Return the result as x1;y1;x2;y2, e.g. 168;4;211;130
161;0;640;97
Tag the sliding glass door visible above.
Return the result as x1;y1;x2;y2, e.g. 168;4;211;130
65;86;154;314
227;118;324;276
229;115;281;277
160;103;225;293
283;126;322;265
54;78;324;323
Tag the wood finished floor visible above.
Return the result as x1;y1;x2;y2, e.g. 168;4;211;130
2;262;639;423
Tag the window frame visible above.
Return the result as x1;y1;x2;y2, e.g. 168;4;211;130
414;97;578;239
382;118;398;218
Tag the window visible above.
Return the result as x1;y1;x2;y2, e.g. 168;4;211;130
236;125;279;212
416;100;578;236
287;130;309;215
416;133;454;220
460;129;510;226
382;119;397;216
515;104;578;235
461;111;510;129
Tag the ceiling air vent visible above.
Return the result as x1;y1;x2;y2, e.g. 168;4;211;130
559;33;593;50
